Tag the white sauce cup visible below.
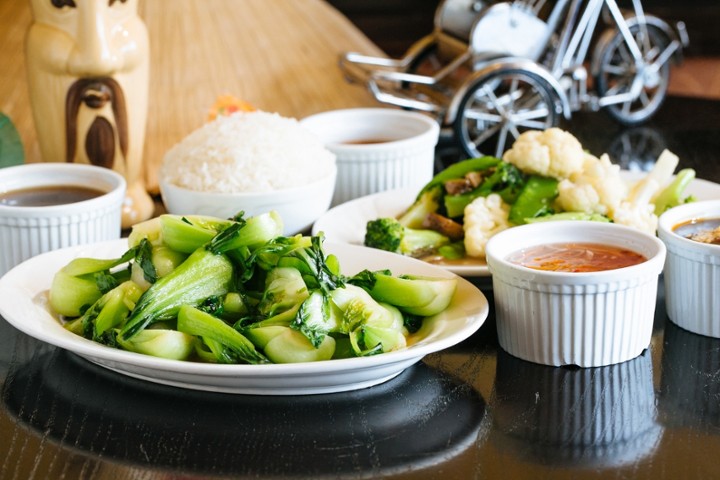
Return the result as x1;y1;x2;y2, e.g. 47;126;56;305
658;200;720;338
0;163;126;276
300;108;439;206
486;221;666;367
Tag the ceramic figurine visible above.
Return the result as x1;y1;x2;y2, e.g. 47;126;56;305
26;0;153;228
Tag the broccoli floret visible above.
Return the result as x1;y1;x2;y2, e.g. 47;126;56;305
364;217;450;257
364;218;403;252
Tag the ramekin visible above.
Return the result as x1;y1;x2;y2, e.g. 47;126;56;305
300;108;439;206
486;221;666;367
658;200;720;338
0;163;126;276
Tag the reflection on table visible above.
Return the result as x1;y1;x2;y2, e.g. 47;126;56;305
660;321;720;431
492;349;663;469
4;350;487;478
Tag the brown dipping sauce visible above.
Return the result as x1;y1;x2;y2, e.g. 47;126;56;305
0;185;105;207
508;242;647;273
673;217;720;244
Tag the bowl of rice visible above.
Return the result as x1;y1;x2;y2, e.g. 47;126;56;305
159;111;336;234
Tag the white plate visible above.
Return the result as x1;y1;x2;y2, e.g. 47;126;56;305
313;171;720;277
0;240;489;395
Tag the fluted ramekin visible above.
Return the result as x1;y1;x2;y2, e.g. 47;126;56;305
0;163;126;277
658;200;720;338
486;221;666;367
300;108;439;206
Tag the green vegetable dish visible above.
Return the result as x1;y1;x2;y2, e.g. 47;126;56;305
364;128;696;262
50;211;457;364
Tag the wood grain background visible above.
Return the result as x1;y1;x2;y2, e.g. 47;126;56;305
0;0;384;194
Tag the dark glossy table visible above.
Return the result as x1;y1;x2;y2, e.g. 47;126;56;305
2;96;720;480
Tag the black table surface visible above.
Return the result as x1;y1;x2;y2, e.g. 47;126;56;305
2;96;720;480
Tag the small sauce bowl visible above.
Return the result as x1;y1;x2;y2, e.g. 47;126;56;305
0;163;126;276
300;108;439;206
486;221;666;367
658;199;720;338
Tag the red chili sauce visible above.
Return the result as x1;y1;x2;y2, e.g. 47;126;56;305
508;242;647;273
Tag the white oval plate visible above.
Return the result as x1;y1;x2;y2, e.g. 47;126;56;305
313;171;720;277
0;240;489;395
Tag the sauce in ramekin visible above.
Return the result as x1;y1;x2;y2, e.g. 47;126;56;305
0;185;104;207
508;242;647;272
673;217;720;244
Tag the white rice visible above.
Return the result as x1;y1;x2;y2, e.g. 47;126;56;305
160;111;336;193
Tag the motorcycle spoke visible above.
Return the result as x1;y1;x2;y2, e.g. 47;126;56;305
617;43;633;66
515;118;550;130
638;88;652;106
506;78;520;112
603;63;628;76
621;98;633;116
463;108;503;123
645;45;661;63
471;122;501;148
511;103;550;121
495;124;513;158
481;85;510;118
605;79;631;96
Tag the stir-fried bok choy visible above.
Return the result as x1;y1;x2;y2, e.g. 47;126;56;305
48;211;458;364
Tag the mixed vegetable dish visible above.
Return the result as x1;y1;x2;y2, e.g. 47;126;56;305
50;212;457;364
364;128;696;261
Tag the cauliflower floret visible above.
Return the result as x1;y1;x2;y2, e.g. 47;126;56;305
556;153;628;216
610;150;680;235
556;180;601;214
463;193;512;258
502;128;585;180
613;201;658;235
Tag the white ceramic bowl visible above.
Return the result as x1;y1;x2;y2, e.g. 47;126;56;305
300;108;439;206
486;221;666;367
658;200;720;338
160;166;336;235
0;163;126;277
